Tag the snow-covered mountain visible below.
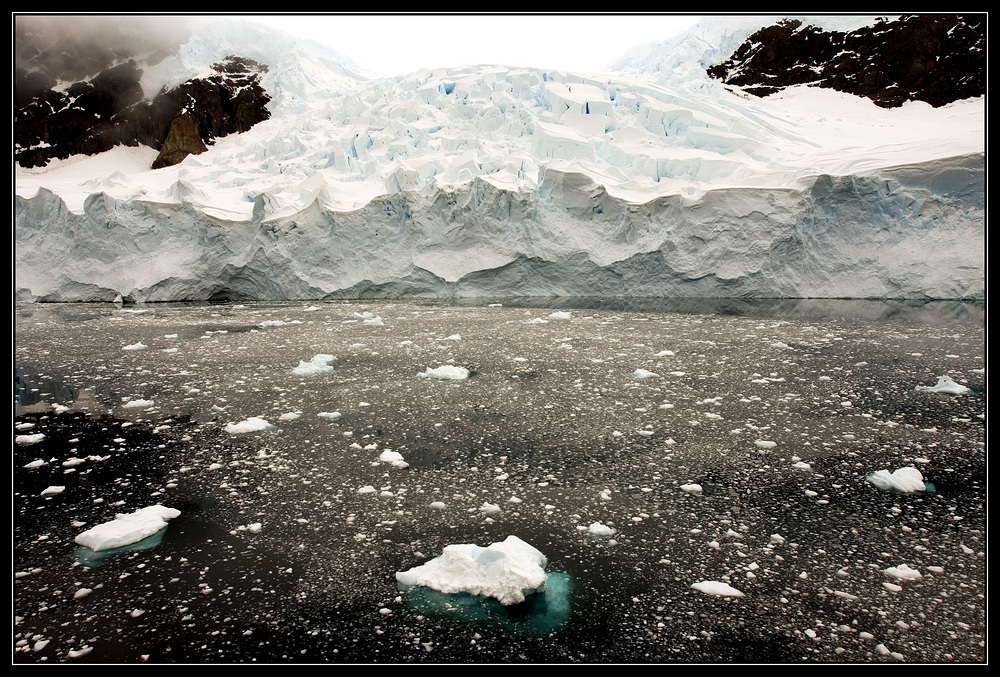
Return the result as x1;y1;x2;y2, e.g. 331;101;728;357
14;15;985;303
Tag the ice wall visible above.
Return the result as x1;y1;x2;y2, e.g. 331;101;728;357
15;149;984;303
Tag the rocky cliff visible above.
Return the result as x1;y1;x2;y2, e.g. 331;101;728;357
706;14;985;108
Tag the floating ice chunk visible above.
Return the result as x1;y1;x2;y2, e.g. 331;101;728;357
429;501;447;510
691;580;744;597
16;433;46;446
363;316;384;326
358;485;376;494
631;368;660;380
23;459;46;468
480;502;502;514
395;535;548;606
123;342;147;351
279;412;301;421
754;440;777;449
417;365;470;380
123;399;154;409
224;417;273;434
317;411;342;420
74;505;181;552
258;319;302;328
655;350;675;356
41;485;65;496
547;311;572;320
867;467;926;493
379;450;409;468
526;318;549;324
915;376;970;394
883;563;922;581
291;354;336;376
585;522;616;536
680;483;703;495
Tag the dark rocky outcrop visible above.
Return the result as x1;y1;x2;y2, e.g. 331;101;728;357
15;15;272;169
707;14;985;108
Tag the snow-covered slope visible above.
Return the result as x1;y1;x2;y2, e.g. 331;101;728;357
14;16;985;302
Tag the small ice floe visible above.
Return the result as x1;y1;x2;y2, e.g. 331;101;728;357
915;376;970;395
279;412;301;421
122;342;147;351
479;502;502;515
23;459;46;468
429;501;447;510
41;486;65;496
680;483;703;495
16;433;46;446
867;467;928;493
631;369;660;380
363;316;384;326
771;342;792;349
122;399;154;409
224;417;273;434
379;450;409;468
755;440;777;449
291;354;336;376
526;318;548;324
258;319;302;328
417;365;470;380
691;580;745;597
317;411;342;420
74;505;181;552
581;522;616;537
883;563;922;581
655;350;675;357
395;535;548;606
548;311;572;320
358;485;377;494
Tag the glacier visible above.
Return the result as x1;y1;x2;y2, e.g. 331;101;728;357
14;16;985;303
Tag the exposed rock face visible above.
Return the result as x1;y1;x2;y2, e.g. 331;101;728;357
706;14;985;108
15;15;271;169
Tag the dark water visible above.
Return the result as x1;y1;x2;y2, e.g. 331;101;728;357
13;299;986;663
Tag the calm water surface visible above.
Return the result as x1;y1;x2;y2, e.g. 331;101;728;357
13;299;985;663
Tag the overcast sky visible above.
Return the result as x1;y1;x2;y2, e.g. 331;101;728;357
239;14;704;76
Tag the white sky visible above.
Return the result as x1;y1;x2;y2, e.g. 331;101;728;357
239;14;705;77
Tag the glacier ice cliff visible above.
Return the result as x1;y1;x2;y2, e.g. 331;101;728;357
14;16;985;303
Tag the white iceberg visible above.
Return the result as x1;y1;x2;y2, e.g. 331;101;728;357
291;353;337;376
884;563;923;581
417;365;470;380
915;376;970;394
224;417;273;434
691;580;745;597
631;368;660;380
74;505;181;552
396;535;548;606
867;467;927;493
16;433;46;445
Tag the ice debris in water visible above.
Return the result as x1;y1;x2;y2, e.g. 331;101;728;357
867;467;927;493
224;417;274;434
16;433;46;446
680;483;703;495
631;368;660;380
75;505;181;552
396;535;548;606
122;342;147;351
291;353;337;376
580;522;616;536
417;365;470;380
884;564;923;581
691;580;745;597
915;375;970;394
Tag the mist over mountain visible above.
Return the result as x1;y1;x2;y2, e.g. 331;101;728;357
14;14;985;303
